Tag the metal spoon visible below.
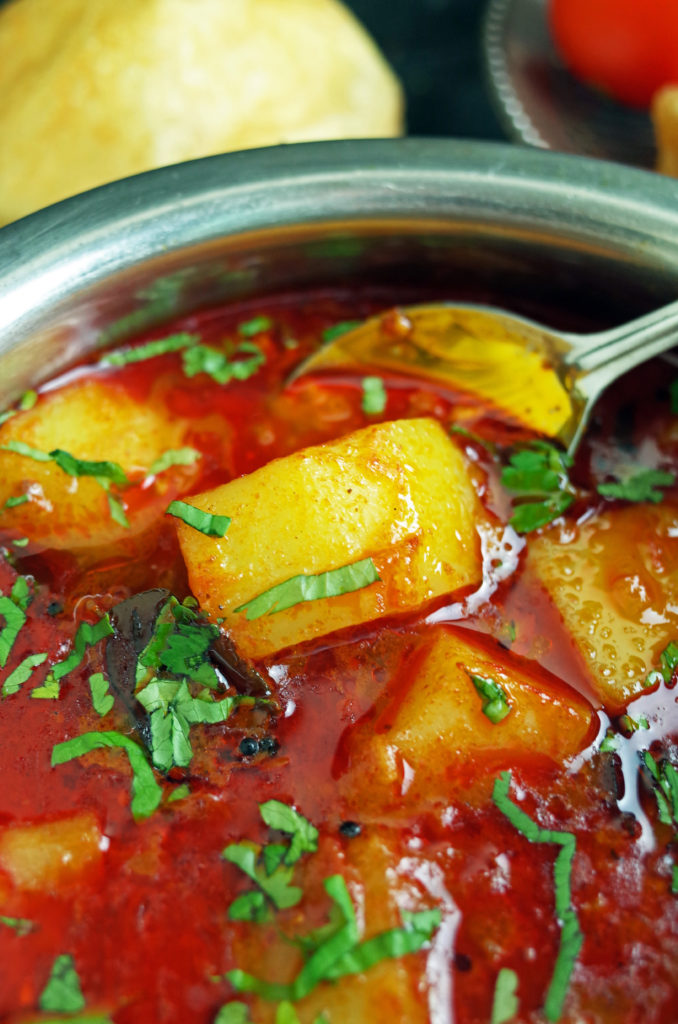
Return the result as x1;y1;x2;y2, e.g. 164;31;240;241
291;300;678;454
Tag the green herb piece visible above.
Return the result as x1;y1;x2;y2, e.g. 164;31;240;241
223;841;303;919
645;669;664;688
673;864;678;894
19;389;37;411
89;673;114;717
599;731;619;753
492;771;582;1022
226;873;440;1003
215;1004;253;1024
182;341;265;385
12;537;29;548
659;641;678;684
31;1016;113;1024
47;614;114;687
10;574;32;611
39;954;85;1014
0;595;26;667
134;597;220;690
136;679;244;772
322;321;361;344
361;376;387;415
166;500;230;537
235;557;380;621
501;442;576;534
469;673;511;724
238;315;273;337
1;439;52;462
167;783;191;803
105;491;129;528
148;447;201;475
52;731;162;820
597;469;675;504
5;494;29;509
49;449;129;487
0;914;34;936
493;966;520;1024
259;799;319;865
276;1003;303;1024
100;332;199;366
31;677;61;700
2;652;48;697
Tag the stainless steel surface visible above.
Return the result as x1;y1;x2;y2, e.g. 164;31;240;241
483;0;655;166
2;139;678;408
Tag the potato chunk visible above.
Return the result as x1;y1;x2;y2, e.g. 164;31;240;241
528;503;678;711
346;627;595;806
176;418;487;658
0;378;196;550
0;812;103;891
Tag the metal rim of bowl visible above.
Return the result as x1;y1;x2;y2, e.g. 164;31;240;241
2;137;678;344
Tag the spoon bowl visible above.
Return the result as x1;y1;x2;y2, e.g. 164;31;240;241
291;299;678;454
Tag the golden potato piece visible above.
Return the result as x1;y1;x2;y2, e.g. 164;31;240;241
0;0;403;224
653;85;678;177
176;418;487;659
0;378;196;550
528;503;678;712
0;812;103;891
347;627;595;805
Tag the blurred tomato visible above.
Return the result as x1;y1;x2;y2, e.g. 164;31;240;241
549;0;678;108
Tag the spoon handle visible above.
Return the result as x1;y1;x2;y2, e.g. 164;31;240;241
565;298;678;376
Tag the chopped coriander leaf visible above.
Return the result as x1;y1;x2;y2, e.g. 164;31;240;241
52;731;162;820
31;676;61;700
39;954;85;1014
48;614;114;683
100;332;199;366
672;864;678;895
106;491;129;528
599;731;619;753
12;538;29;548
238;315;273;337
491;968;519;1024
597;469;675;504
659;641;678;684
10;574;32;611
166;500;231;537
223;840;303;917
259;799;319;865
0;595;26;667
19;389;37;411
182;341;265;385
148;447;201;475
89;673;114;717
492;771;582;1022
215;1005;253;1024
5;493;29;509
501;442;576;534
321;321;361;344
469;673;512;724
167;783;191;803
134;596;220;690
0;914;34;935
49;449;129;487
2;652;48;697
361;376;387;415
235;557;380;621
1;439;52;462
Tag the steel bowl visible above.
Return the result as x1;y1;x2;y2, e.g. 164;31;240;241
1;138;678;405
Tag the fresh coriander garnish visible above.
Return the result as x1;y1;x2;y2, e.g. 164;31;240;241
501;441;576;533
226;873;440;1002
491;967;519;1024
469;672;512;723
361;376;387;414
182;341;265;385
10;574;32;611
134;595;220;689
52;731;162;820
39;954;85;1014
99;332;199;366
0;595;26;667
148;447;201;475
167;783;191;803
492;771;582;1022
166;500;230;537
321;321;361;344
0;914;34;936
43;614;114;697
234;557;380;621
238;315;273;337
642;749;678;894
5;494;29;509
12;538;29;548
89;672;114;717
0;389;38;426
597;468;675;504
259;799;319;865
2;652;48;697
659;641;678;684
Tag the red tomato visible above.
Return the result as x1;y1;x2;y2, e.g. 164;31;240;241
549;0;678;108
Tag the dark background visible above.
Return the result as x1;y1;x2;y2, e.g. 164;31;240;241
345;0;505;139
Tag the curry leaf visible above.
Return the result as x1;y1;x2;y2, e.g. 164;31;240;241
234;557;380;621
